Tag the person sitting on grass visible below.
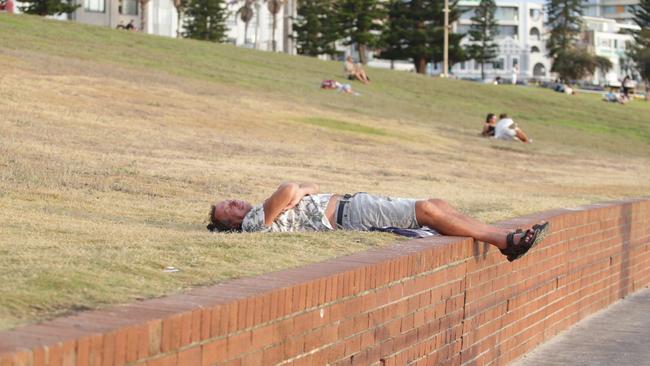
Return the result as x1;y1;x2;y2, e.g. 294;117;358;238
481;113;497;137
207;182;549;262
494;113;531;143
344;56;370;84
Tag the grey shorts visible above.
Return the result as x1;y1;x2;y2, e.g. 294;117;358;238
337;193;420;231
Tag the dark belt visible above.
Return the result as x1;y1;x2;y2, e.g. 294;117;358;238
336;194;353;228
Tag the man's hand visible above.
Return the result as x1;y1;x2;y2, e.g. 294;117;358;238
263;182;320;226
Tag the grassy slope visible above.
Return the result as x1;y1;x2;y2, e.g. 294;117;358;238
0;14;649;330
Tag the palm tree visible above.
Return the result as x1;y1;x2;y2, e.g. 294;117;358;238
267;0;283;51
236;0;255;44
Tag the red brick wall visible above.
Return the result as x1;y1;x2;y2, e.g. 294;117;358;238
1;198;649;366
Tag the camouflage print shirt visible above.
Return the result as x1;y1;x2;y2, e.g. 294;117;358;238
241;194;334;232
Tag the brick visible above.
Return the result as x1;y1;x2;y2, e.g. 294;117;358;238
191;309;202;343
201;338;227;366
241;351;263;365
62;341;76;366
76;337;90;366
89;334;103;366
148;319;163;357
178;347;201;365
113;329;127;366
101;334;114;366
161;315;182;353
180;311;193;347
251;324;276;349
146;353;177;366
48;343;63;366
226;331;251;359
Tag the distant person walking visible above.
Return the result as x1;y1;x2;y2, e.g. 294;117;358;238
494;113;531;143
344;56;370;84
512;64;519;85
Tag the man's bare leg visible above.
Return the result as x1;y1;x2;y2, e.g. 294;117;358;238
415;199;525;250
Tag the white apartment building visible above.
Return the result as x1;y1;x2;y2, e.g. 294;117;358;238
445;0;551;82
580;16;640;84
224;0;296;53
11;0;295;53
583;0;639;24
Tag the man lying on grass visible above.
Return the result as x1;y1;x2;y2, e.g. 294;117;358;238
208;182;549;262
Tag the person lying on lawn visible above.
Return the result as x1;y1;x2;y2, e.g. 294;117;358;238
207;182;549;262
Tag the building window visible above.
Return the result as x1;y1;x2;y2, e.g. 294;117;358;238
531;46;540;53
512;58;518;67
460;61;466;70
602;6;617;14
457;24;472;34
119;0;137;15
495;7;518;21
529;27;541;41
497;25;518;39
84;0;105;12
529;9;540;21
459;7;476;20
493;58;504;70
533;63;546;77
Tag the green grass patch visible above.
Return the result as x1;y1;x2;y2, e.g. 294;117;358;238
300;117;387;136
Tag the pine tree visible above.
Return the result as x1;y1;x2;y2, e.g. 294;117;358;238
379;0;465;74
335;0;386;64
630;0;650;84
19;0;78;16
293;0;339;57
183;0;229;42
465;0;498;80
545;0;583;59
551;48;611;81
545;0;618;83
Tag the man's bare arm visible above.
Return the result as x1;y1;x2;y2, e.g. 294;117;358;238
263;182;320;225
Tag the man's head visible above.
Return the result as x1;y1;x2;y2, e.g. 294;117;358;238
499;113;508;120
346;56;354;62
207;200;253;232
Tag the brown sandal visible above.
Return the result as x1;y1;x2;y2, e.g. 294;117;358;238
500;222;549;262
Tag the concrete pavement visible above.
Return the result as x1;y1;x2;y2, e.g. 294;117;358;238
511;286;650;366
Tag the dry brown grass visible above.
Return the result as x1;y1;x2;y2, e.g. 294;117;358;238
1;21;649;330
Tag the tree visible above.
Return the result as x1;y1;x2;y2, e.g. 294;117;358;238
379;0;465;74
335;0;386;64
465;0;498;80
236;0;255;44
551;48;612;82
545;0;609;83
183;0;229;42
293;0;339;57
545;0;583;59
140;0;150;32
173;0;190;38
267;0;283;51
19;0;78;16
629;0;650;97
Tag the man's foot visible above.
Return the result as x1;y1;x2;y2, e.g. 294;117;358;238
500;222;549;262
